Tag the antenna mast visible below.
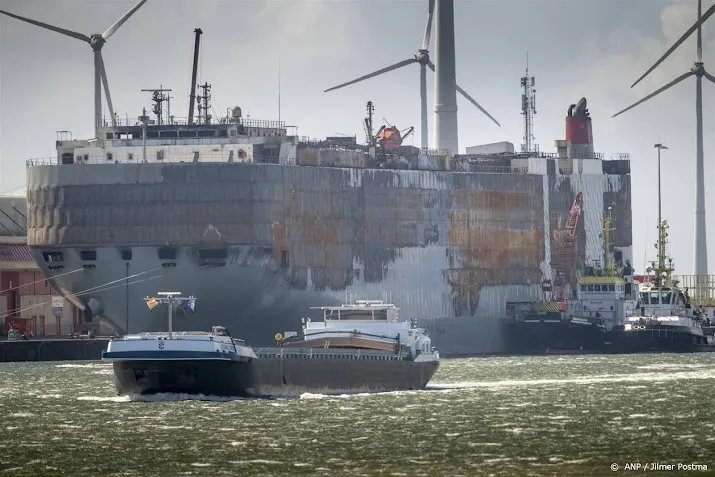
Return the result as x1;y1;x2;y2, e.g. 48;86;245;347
520;52;537;153
278;57;281;123
603;207;617;276
197;82;212;124
144;292;196;339
653;143;674;287
141;86;173;126
188;28;203;125
364;101;376;158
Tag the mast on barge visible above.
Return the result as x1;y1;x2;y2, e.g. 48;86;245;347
144;292;196;338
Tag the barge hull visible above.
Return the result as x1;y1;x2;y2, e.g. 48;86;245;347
113;354;439;397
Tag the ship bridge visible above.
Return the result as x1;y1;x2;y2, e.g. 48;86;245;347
50;113;299;166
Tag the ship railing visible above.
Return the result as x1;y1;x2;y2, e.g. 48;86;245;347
454;152;630;161
674;275;715;306
283;329;399;344
26;157;58;166
26;153;294;166
451;164;528;174
103;116;288;130
252;346;402;360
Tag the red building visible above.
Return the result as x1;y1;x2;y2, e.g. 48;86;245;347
1;237;81;337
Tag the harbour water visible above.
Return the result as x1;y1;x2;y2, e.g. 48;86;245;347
1;354;714;476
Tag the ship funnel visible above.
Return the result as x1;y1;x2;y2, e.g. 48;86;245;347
565;97;594;159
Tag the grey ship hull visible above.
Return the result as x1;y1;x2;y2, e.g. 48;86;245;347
26;161;632;352
111;351;439;397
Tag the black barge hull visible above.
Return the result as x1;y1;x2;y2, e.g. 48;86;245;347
606;326;715;353
112;354;439;397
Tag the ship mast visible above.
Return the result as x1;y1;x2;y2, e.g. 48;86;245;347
652;143;674;287
602;207;618;276
144;292;196;339
142;85;173;126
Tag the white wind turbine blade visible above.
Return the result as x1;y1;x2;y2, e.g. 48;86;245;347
98;51;116;126
421;0;435;51
613;70;695;118
697;0;703;62
324;58;417;92
703;70;715;84
102;0;148;40
631;3;715;88
0;10;90;43
427;61;500;127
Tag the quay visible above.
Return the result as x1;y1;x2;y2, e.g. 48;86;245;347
0;337;109;362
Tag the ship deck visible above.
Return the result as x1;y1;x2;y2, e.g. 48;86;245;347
253;346;411;361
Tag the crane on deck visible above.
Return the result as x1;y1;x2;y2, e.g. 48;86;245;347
546;192;583;311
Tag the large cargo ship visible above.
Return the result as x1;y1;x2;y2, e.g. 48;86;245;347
23;90;633;354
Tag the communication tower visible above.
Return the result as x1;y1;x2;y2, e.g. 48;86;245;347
520;53;537;153
141;85;173;126
197;82;212;124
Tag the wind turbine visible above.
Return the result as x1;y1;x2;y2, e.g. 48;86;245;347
0;0;149;138
324;0;499;153
612;0;715;276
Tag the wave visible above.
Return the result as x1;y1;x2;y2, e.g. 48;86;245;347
428;369;715;391
77;393;247;402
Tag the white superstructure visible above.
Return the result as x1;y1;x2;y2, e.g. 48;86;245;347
53;93;298;167
103;326;258;361
301;300;439;361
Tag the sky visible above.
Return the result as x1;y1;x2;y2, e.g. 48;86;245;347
0;0;714;275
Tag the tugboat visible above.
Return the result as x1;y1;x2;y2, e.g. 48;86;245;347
608;220;715;352
509;210;639;354
102;294;439;397
562;210;640;349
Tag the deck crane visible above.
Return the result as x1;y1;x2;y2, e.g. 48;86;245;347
362;101;415;151
187;28;203;125
548;192;583;311
374;118;415;150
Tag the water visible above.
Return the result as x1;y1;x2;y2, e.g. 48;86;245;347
1;354;714;476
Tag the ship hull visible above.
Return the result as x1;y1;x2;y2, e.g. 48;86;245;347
26;161;633;353
504;320;610;354
112;354;439;397
606;326;715;353
30;244;340;345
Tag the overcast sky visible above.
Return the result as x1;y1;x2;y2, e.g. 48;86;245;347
1;0;714;275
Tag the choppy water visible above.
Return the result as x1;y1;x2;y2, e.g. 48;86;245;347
1;354;714;476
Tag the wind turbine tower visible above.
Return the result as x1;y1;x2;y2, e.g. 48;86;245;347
521;54;537;153
612;0;715;276
324;0;499;153
0;0;149;138
433;0;459;154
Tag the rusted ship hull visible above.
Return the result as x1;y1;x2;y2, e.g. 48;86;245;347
25;160;632;352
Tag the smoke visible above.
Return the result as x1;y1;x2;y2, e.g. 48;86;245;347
566;1;712;114
559;1;715;275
